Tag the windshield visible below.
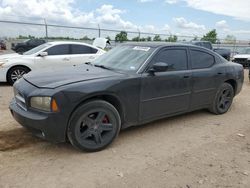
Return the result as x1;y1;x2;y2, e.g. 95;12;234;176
23;43;51;55
93;45;155;72
240;48;250;54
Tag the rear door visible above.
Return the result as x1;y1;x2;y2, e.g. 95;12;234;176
34;44;71;69
189;47;220;109
69;44;100;66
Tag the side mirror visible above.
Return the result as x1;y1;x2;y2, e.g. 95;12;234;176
38;51;48;57
149;62;169;73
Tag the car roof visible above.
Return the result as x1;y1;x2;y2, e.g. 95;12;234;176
47;41;95;46
121;42;203;48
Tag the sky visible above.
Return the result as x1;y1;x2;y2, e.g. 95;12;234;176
0;0;250;40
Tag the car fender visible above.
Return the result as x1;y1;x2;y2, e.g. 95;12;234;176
68;91;125;124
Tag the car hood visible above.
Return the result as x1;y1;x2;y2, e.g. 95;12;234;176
23;64;125;89
0;53;21;60
234;54;250;59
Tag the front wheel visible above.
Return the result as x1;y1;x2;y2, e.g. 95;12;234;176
67;100;121;152
7;66;30;85
209;83;234;114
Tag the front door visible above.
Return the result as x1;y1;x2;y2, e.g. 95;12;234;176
34;44;71;70
140;47;192;121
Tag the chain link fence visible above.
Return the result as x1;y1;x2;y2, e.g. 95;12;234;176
1;19;250;57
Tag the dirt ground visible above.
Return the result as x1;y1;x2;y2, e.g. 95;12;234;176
0;71;250;188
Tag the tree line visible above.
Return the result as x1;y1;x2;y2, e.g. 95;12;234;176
17;29;237;44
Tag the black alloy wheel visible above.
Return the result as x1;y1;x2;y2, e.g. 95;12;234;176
67;100;121;152
209;83;234;114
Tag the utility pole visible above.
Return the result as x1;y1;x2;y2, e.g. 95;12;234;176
98;24;101;38
137;28;140;41
44;18;48;41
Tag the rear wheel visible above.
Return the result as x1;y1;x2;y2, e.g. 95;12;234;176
67;100;121;152
7;66;30;85
209;83;234;114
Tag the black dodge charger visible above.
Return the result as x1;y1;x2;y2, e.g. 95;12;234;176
9;43;244;152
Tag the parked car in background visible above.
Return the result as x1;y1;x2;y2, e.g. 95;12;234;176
191;41;231;61
232;47;250;67
11;39;46;53
0;39;107;84
0;40;7;50
9;43;244;152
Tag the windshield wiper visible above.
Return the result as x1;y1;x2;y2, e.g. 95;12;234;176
94;64;114;70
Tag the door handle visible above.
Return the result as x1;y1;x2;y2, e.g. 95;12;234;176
183;75;190;78
89;56;95;59
217;72;223;75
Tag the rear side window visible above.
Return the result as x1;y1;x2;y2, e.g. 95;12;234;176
45;44;70;55
190;50;215;69
153;49;188;71
71;44;98;54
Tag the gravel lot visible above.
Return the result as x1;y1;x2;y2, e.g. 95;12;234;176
0;71;250;188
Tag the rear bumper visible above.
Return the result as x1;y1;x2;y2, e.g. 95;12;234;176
9;98;67;143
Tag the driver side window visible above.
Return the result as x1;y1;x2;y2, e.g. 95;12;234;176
45;44;70;56
152;48;188;71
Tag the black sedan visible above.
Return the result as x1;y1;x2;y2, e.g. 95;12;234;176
9;43;244;152
11;39;46;53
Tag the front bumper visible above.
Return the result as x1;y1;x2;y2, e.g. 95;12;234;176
0;67;8;82
9;98;67;143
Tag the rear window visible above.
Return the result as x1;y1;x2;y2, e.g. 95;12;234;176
190;50;215;69
71;44;98;54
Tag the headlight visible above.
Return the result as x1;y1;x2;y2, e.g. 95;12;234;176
30;97;52;112
30;97;59;112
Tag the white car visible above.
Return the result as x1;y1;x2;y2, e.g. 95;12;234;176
232;47;250;67
0;39;107;84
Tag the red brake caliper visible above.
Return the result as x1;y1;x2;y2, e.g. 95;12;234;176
102;115;109;123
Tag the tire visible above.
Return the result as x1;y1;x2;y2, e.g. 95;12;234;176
67;100;121;152
7;66;30;85
209;83;234;115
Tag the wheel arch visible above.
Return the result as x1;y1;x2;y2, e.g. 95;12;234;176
6;64;32;80
224;79;237;95
67;93;125;130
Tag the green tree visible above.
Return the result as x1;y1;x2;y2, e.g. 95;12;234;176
147;36;152;41
132;36;140;41
153;35;161;41
115;31;128;42
18;35;35;39
201;29;217;44
140;37;146;41
80;35;91;40
165;35;178;42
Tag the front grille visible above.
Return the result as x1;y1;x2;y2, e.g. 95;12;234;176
14;89;27;111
